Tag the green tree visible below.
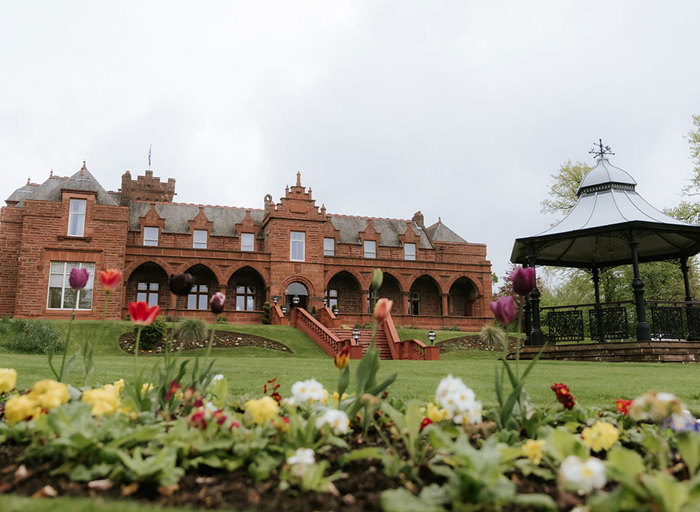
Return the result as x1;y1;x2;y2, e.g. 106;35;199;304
666;115;700;224
540;161;592;219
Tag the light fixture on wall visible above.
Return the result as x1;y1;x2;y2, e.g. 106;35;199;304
352;328;360;343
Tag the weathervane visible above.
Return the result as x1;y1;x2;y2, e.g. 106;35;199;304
589;139;614;159
148;144;152;169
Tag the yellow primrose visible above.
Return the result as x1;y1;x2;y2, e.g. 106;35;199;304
0;368;17;394
427;402;449;423
4;395;41;425
141;383;154;395
331;391;348;404
28;380;69;410
245;396;279;424
82;388;121;416
110;379;125;394
581;421;619;452
522;439;546;465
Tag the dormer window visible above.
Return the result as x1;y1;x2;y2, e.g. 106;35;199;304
143;227;159;246
364;240;376;259
324;237;335;256
404;243;416;261
67;199;86;237
241;233;255;252
193;229;207;249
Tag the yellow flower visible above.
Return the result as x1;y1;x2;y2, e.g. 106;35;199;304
111;379;125;394
331;392;348;404
0;368;17;394
522;439;546;465
427;402;449;423
4;395;41;425
141;383;154;395
581;421;619;452
245;396;279;424
82;388;121;416
28;380;69;410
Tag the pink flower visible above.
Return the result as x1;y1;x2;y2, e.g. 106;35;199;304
510;266;535;296
69;267;89;289
210;292;226;314
99;269;121;292
489;296;517;325
128;301;160;326
373;298;393;323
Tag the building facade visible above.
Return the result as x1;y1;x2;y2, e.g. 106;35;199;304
0;164;493;329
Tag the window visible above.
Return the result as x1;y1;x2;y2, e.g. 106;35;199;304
404;243;416;261
325;289;338;311
290;231;305;261
47;261;95;310
409;292;420;315
137;282;159;307
67;199;86;237
323;237;335;256
241;233;255;252
187;284;209;310
143;227;159;246
235;285;256;311
364;240;376;259
193;230;207;249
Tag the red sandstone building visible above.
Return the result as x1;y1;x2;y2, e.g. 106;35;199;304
0;164;492;330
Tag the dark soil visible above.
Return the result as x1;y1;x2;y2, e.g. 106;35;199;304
118;330;293;356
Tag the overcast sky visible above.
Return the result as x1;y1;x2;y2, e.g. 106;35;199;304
1;1;699;284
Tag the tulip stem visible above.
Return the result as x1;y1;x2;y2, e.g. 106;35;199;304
58;308;76;382
205;324;216;364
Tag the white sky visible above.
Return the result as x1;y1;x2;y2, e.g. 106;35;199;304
1;1;699;283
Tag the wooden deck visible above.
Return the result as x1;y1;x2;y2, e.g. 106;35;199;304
511;341;700;363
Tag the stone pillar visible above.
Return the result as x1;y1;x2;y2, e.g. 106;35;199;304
441;293;449;317
402;291;410;315
630;234;651;340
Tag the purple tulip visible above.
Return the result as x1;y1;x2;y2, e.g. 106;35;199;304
510;266;535;296
490;296;517;325
210;292;226;314
169;273;194;296
69;267;89;290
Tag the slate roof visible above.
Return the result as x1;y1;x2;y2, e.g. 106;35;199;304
425;220;467;243
329;216;432;248
6;183;40;204
14;166;119;207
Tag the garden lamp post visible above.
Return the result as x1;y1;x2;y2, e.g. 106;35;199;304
293;295;300;306
281;306;287;316
273;296;278;305
352;328;360;343
428;329;436;344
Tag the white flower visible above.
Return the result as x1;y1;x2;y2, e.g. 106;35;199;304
287;448;315;477
211;374;224;384
282;397;298;407
316;409;350;435
205;401;218;414
435;375;481;424
559;456;606;494
291;378;325;403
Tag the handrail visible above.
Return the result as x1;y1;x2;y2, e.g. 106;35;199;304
541;301;634;311
291;307;346;358
382;313;401;359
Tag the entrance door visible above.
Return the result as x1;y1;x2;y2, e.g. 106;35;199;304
285;282;308;312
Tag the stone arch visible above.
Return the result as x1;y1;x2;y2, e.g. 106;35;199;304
176;263;219;311
124;257;173;281
174;260;225;289
377;272;403;305
227;266;266;311
280;274;316;300
445;273;484;297
448;276;479;316
408;274;442;316
324;268;363;290
124;261;170;309
326;270;363;314
223;262;270;286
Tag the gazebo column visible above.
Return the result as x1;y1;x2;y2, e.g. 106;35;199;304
592;266;603;342
681;256;693;304
526;256;544;346
630;234;651;341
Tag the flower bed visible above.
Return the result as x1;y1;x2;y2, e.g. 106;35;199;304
118;330;292;355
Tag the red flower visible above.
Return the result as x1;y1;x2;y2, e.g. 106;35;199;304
510;266;536;296
490;296;517;325
420;417;433;431
334;344;350;369
373;298;393;323
551;383;575;410
616;398;632;416
210;292;226;314
164;379;182;401
229;420;241;431
99;269;122;292
128;301;160;326
189;409;207;430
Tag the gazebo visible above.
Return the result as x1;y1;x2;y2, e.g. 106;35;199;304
511;142;700;349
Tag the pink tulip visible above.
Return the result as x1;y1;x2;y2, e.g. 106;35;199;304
510;266;535;296
69;267;89;290
489;296;517;325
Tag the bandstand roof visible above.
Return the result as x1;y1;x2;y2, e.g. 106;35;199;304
511;151;700;269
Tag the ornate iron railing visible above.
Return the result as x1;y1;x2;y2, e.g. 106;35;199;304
589;307;628;341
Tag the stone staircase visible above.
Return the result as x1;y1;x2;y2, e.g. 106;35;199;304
332;328;393;359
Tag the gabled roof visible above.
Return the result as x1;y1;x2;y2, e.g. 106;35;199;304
425;220;467;243
329;216;432;248
15;165;119;207
6;183;39;204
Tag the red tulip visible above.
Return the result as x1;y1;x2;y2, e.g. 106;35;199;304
69;267;89;290
99;269;122;292
510;266;535;296
489;296;517;325
373;298;393;323
334;344;350;369
210;292;226;314
128;301;160;326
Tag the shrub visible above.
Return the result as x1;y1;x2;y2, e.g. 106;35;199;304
261;302;271;325
3;319;65;354
479;325;506;351
173;318;207;342
216;315;228;324
311;305;318;319
139;316;167;350
447;325;461;331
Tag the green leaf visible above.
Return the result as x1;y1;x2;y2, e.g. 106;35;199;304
641;472;689;512
547;428;586;462
338;365;350;397
380;487;447;512
510;493;557;511
677;432;700;477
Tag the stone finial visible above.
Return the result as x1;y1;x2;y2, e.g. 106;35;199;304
26;177;31;185
80;160;87;175
296;171;301;187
